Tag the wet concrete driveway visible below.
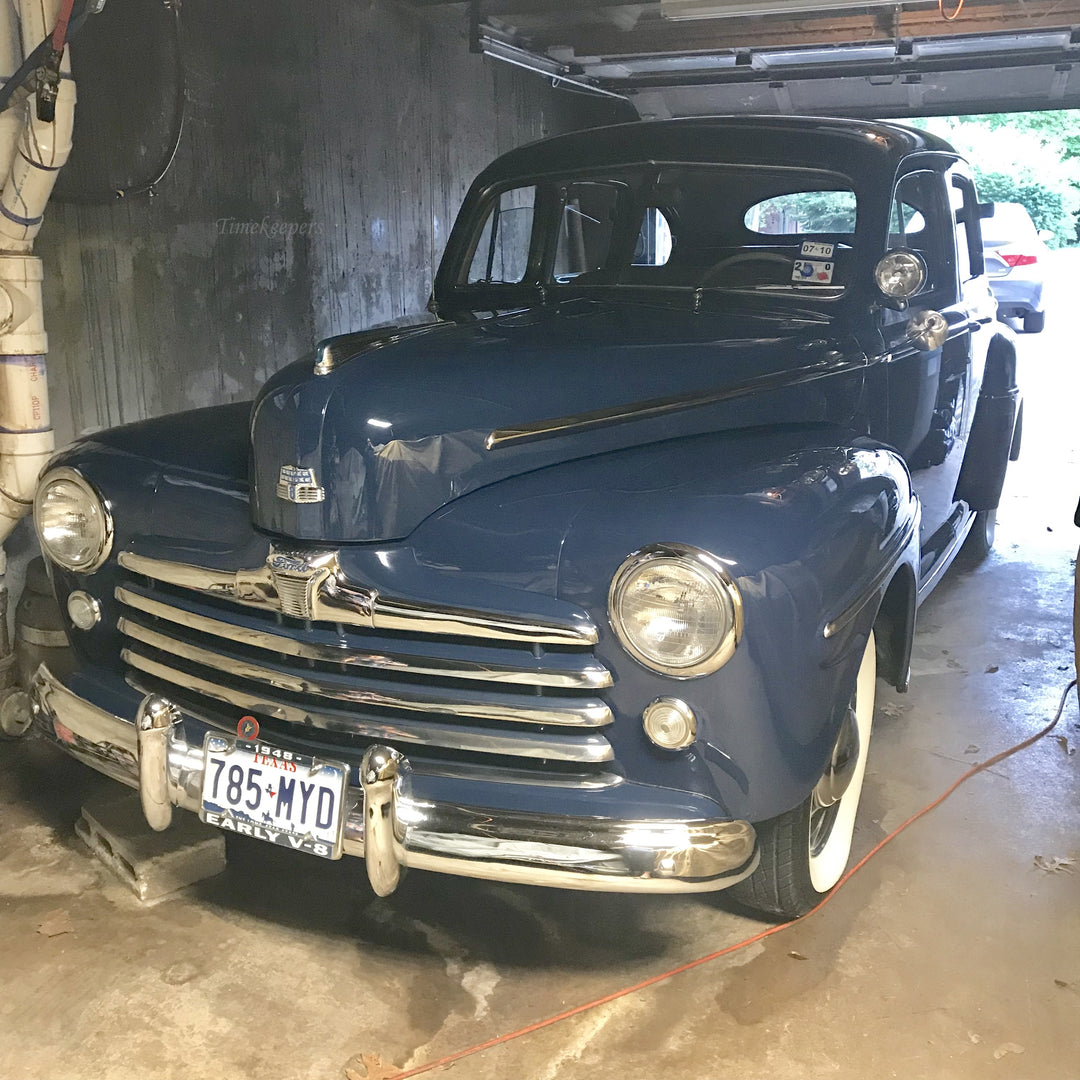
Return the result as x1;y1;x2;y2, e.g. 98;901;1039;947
2;257;1079;1080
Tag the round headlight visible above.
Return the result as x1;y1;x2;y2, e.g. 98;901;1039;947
609;543;743;678
34;467;113;573
874;250;926;299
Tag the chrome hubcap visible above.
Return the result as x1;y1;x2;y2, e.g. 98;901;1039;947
810;702;860;857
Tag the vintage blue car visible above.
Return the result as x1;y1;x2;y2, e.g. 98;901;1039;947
24;117;1021;918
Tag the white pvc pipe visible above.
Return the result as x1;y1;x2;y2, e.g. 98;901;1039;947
0;0;75;250
0;1;23;190
0;0;74;542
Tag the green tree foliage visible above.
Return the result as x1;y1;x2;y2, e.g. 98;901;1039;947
908;111;1080;245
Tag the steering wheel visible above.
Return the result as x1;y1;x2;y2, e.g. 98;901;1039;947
699;251;793;287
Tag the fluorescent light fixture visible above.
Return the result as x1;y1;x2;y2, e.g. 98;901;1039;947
662;0;900;19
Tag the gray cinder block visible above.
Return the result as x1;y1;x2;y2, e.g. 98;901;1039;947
76;791;226;902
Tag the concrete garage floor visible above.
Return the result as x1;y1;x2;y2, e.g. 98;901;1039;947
3;258;1080;1080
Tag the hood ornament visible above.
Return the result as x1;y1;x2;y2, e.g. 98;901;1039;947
277;465;325;505
266;548;340;620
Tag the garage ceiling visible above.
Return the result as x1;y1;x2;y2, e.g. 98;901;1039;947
418;0;1080;118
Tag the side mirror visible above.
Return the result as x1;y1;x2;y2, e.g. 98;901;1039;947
978;202;996;220
1037;229;1055;244
874;250;927;310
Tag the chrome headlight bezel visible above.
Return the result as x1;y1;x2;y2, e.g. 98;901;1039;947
608;543;743;679
874;249;927;300
34;466;114;574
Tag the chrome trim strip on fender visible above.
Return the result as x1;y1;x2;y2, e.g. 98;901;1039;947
485;352;869;451
30;664;758;894
116;586;613;689
119;620;613;728
120;651;616;763
118;551;599;646
823;509;919;640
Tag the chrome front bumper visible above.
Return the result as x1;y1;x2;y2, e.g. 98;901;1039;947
30;662;758;895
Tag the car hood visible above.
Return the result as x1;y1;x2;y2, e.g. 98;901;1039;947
249;298;864;542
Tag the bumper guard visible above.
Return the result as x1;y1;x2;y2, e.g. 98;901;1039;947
30;662;758;895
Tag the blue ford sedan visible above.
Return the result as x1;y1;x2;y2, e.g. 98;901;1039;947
26;117;1020;918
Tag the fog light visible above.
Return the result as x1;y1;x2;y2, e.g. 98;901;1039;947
67;590;101;630
642;698;697;750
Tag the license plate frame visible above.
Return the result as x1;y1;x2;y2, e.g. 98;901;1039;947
199;733;348;860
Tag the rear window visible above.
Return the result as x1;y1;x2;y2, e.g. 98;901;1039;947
745;190;857;235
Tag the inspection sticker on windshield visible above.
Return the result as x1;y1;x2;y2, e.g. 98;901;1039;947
792;259;835;284
801;241;834;259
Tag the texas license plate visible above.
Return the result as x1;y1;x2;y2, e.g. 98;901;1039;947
200;733;348;859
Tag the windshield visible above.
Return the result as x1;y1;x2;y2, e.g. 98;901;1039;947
462;165;858;297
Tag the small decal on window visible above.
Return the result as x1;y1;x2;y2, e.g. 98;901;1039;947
792;260;835;284
800;241;835;259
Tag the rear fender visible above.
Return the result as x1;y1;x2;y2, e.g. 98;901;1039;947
955;327;1020;512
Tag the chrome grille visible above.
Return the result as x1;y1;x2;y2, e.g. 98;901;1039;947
115;560;614;769
272;572;316;619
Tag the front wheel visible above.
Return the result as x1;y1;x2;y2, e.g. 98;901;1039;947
729;631;876;919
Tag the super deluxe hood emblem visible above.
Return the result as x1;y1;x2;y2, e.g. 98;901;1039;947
277;464;325;504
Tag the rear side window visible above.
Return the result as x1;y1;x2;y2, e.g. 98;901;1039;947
745;190;857;235
553;182;621;280
633;207;673;266
467;186;537;284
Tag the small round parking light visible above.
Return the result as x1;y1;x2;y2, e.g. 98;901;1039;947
66;590;101;630
642;698;697;750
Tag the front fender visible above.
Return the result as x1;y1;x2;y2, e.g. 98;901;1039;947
415;423;919;823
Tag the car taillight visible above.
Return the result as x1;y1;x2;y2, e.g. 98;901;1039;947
999;248;1038;268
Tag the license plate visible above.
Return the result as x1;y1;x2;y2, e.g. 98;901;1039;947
200;734;348;859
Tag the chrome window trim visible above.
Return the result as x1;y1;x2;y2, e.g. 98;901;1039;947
117;551;599;646
120;620;612;729
608;542;744;680
115;586;612;690
120;651;615;763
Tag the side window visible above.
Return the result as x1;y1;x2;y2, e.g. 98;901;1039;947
745;190;857;235
467;186;536;284
553;182;621;280
889;171;953;299
633;208;673;267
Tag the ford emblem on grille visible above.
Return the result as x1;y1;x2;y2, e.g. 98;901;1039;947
277;464;325;504
266;548;340;620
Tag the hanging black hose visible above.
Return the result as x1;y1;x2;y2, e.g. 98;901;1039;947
54;0;185;203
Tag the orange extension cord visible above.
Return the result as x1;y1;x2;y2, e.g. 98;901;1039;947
939;0;966;20
385;679;1078;1080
